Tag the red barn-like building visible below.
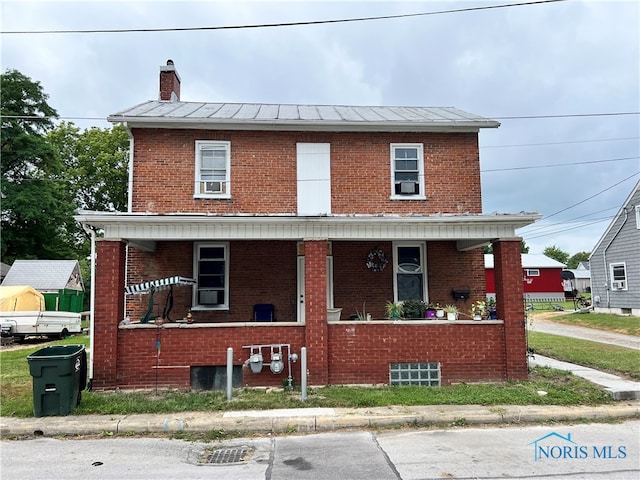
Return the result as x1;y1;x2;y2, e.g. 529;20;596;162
486;254;566;303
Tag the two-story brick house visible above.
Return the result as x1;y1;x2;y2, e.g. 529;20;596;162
76;61;539;391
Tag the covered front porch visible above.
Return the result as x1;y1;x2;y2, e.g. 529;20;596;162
77;212;539;390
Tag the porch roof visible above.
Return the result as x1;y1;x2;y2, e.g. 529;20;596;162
75;211;541;252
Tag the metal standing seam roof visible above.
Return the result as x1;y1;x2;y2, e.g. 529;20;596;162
1;260;84;291
107;101;500;131
484;254;567;269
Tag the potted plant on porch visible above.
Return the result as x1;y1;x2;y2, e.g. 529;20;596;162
385;301;404;319
470;301;487;320
444;304;458;321
401;299;427;319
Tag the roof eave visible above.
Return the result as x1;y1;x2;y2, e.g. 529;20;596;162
106;116;499;132
75;211;541;243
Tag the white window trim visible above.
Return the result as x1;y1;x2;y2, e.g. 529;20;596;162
390;143;426;200
194;140;231;199
609;262;628;291
526;269;540;277
635;205;640;229
192;242;230;310
392;241;428;302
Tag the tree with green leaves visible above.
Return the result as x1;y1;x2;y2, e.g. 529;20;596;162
543;245;570;265
1;69;79;262
484;240;529;254
48;122;129;213
567;251;590;269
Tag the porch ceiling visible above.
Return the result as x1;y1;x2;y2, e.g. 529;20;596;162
76;212;540;250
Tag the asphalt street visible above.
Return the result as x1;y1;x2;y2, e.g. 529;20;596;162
1;421;638;480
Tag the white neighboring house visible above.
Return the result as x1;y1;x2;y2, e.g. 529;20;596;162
589;180;640;316
567;262;592;293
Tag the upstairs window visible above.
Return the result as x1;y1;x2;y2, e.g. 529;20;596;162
391;144;424;199
195;141;230;198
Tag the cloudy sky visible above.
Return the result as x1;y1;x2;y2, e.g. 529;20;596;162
2;0;639;258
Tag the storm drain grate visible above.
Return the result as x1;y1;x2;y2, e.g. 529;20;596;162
200;447;253;465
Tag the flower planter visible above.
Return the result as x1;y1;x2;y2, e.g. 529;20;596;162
327;308;343;321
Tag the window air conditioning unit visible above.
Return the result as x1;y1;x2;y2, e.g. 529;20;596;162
611;280;626;290
204;181;223;193
399;181;418;194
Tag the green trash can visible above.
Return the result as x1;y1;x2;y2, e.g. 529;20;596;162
27;345;87;417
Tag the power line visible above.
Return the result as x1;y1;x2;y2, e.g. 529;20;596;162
519;206;619;234
482;136;640;148
523;217;612;240
535;171;640;222
481;156;639;173
493;112;639;120
2;0;567;35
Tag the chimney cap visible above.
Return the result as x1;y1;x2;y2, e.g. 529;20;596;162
166;59;174;65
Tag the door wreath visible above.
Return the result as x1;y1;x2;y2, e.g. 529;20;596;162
366;248;388;272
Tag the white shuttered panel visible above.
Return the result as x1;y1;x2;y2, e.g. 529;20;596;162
297;143;331;216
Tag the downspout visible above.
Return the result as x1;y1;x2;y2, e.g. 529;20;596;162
82;225;97;390
124;124;133;317
602;207;629;308
125;124;134;213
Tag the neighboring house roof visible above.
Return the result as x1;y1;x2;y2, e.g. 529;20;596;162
1;260;84;291
590;179;640;257
0;262;11;279
108;101;500;132
569;267;591;280
485;253;566;269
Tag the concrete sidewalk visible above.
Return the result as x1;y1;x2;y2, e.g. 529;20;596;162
528;354;640;400
1;403;639;438
527;315;640;399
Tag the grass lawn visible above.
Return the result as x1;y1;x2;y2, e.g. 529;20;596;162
532;311;640;337
528;331;640;380
0;333;614;418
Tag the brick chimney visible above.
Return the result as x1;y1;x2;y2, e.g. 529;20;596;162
159;59;181;101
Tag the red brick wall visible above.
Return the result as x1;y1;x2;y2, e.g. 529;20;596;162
327;322;506;385
114;325;306;389
332;241;486;319
126;240;298;322
93;240;126;389
493;240;527;380
124;239;487;324
130;129;481;215
159;68;180;101
304;240;329;385
427;242;486;316
103;321;506;389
